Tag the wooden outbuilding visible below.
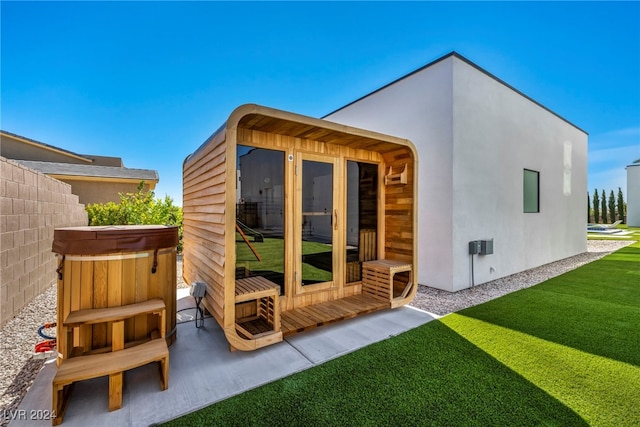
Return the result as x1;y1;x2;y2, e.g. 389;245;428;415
183;104;417;351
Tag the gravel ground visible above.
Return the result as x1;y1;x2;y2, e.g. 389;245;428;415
0;240;633;423
412;240;634;316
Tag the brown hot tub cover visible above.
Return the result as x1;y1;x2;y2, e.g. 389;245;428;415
52;225;179;255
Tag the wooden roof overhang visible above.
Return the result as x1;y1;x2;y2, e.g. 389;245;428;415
229;104;416;155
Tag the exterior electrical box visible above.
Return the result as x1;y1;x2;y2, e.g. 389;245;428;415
480;239;494;255
469;240;481;255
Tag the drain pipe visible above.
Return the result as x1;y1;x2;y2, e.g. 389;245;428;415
469;241;480;287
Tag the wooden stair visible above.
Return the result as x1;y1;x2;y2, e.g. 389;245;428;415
52;299;169;425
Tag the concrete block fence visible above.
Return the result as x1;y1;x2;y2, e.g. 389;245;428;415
0;157;87;326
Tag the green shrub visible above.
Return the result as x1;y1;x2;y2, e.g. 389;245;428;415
86;182;183;252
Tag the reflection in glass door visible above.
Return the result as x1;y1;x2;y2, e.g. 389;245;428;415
301;159;333;286
346;161;378;284
235;146;285;292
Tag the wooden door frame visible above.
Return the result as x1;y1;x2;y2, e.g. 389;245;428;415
294;152;343;297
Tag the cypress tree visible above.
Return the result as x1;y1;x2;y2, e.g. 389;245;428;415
617;187;625;223
601;189;607;224
587;192;591;222
608;190;616;222
593;189;600;224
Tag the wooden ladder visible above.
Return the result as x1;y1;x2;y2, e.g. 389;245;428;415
52;299;169;425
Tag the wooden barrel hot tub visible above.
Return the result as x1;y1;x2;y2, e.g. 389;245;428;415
52;225;179;361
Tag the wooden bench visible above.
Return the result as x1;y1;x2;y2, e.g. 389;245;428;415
362;259;413;308
235;276;281;339
52;299;169;425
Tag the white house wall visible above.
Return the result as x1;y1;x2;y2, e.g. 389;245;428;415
451;58;588;290
326;54;587;291
326;58;455;290
627;164;640;227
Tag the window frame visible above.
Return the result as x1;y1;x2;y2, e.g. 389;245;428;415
523;168;540;213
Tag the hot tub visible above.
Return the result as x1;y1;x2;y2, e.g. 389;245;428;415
52;225;179;360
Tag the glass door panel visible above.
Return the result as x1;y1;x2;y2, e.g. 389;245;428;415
235;145;285;292
301;159;334;286
346;161;378;284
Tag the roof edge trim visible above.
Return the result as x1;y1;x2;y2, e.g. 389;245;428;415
323;51;587;135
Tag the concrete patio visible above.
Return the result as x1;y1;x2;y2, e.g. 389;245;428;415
10;290;435;426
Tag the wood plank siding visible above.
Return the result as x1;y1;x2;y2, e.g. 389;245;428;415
183;104;417;351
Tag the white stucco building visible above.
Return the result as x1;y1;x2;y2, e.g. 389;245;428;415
627;160;640;227
325;52;588;292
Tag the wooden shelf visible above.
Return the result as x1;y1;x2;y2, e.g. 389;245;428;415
384;164;407;185
235;276;281;340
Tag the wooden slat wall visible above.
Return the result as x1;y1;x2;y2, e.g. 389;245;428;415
182;130;228;327
382;148;415;264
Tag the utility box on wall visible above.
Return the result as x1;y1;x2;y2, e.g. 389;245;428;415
480;239;494;255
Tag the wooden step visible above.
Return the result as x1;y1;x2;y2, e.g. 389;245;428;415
52;338;169;425
64;298;165;327
280;294;389;336
53;338;168;386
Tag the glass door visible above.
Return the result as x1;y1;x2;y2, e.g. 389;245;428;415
297;154;338;290
235;145;285;292
345;161;378;284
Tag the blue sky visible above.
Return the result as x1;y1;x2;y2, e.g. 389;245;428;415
2;1;639;206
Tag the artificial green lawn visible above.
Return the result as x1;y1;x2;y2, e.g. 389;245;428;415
236;235;332;282
166;236;640;427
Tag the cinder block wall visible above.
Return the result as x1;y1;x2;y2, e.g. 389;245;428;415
1;157;88;326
